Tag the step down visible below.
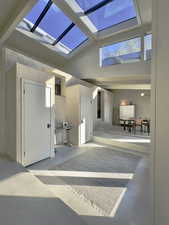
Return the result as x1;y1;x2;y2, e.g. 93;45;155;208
93;136;150;155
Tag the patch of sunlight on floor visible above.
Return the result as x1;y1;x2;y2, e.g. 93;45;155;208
46;184;127;218
30;170;134;180
111;138;151;143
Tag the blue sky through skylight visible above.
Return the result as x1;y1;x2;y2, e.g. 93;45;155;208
24;0;87;52
26;0;72;41
101;37;141;66
75;0;104;11
102;37;141;58
75;0;137;31
25;0;47;25
22;0;138;54
59;26;87;51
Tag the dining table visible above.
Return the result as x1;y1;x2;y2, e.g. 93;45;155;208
120;118;150;134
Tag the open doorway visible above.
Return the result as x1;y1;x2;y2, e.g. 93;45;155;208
97;90;102;119
94;89;151;155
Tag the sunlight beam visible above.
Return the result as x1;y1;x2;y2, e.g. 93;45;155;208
30;170;134;179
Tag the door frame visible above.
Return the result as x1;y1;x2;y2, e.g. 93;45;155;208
79;86;93;145
21;79;53;166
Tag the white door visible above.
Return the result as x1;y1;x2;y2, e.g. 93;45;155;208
23;81;51;166
80;87;93;145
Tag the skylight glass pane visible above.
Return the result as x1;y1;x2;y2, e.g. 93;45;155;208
35;2;72;42
76;0;137;31
57;26;87;53
75;0;103;11
23;0;72;44
101;37;141;67
144;34;152;60
18;0;88;54
25;0;47;26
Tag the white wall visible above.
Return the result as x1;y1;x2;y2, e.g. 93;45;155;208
66;84;93;145
103;90;113;124
63;25;151;80
5;48;54;73
6;65;17;160
55;96;66;145
55;96;66;122
0;47;46;157
64;43;151;79
65;85;80;145
0;48;6;156
113;90;151;124
152;0;169;224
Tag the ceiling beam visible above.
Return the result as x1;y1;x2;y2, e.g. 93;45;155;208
98;23;152;46
91;80;151;86
0;0;36;45
106;84;151;90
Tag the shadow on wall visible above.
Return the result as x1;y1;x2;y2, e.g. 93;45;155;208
113;107;120;125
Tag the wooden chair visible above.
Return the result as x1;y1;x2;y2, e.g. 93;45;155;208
127;119;136;133
141;120;150;135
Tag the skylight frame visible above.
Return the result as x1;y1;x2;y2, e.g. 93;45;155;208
66;0;141;38
17;0;142;58
85;0;137;32
144;33;152;61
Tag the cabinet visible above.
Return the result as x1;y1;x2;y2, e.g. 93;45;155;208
120;105;135;120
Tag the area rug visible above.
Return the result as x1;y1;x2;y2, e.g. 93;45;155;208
51;148;141;217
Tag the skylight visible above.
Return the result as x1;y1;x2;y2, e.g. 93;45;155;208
74;0;137;31
18;0;139;56
20;0;87;53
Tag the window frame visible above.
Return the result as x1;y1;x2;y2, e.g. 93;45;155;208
67;0;140;34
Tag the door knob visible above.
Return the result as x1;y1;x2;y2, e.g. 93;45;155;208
47;123;51;128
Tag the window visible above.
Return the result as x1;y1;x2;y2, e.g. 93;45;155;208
18;0;87;53
144;34;152;60
101;37;141;67
75;0;137;31
55;79;62;96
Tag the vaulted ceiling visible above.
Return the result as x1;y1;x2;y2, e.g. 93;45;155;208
0;0;152;90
